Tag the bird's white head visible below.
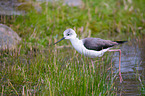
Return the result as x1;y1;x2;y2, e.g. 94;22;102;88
63;29;77;39
53;28;77;45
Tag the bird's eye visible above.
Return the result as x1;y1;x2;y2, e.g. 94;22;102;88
67;33;72;36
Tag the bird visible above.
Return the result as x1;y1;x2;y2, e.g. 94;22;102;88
54;28;127;83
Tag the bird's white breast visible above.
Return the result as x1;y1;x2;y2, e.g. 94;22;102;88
69;38;110;58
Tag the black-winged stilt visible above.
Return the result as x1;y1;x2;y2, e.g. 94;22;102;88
54;28;127;83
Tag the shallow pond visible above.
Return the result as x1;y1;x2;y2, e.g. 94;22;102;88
112;38;145;96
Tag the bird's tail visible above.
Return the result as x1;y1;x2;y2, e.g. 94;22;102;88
115;41;127;44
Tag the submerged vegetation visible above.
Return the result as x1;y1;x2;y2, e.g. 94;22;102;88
0;0;145;95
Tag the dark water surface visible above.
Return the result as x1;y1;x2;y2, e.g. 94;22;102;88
112;38;145;96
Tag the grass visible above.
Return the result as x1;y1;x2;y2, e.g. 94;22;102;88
0;0;145;95
138;75;145;95
0;46;117;95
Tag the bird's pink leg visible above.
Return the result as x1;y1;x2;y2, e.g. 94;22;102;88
108;49;123;83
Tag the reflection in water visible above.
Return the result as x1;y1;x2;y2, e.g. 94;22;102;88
112;38;145;96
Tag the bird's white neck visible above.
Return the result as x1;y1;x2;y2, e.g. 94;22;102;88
69;37;79;43
69;38;84;54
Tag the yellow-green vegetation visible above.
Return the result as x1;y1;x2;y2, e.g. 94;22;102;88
1;0;145;95
139;77;145;95
1;48;116;95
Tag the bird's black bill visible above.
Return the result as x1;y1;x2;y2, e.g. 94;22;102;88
115;41;128;44
54;37;65;45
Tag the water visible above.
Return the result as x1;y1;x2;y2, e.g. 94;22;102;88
36;0;82;6
0;0;82;16
112;38;145;96
0;0;25;15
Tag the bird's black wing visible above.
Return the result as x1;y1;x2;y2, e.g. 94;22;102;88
82;38;118;51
